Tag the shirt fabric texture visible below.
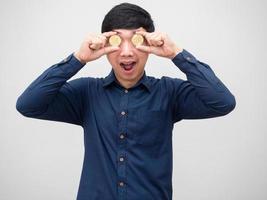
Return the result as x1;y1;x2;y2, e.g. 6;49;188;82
16;49;236;200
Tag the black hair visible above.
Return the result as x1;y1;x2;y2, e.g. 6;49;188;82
101;3;155;33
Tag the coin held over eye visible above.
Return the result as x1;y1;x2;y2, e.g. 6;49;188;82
109;35;121;46
131;34;144;46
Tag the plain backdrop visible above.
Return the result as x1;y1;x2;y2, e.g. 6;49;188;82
1;0;267;199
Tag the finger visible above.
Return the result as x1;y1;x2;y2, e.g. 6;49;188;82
135;30;149;38
149;32;158;38
150;35;164;46
97;46;119;56
90;44;104;50
136;31;155;46
90;42;102;50
152;38;164;46
90;37;104;50
97;34;107;41
138;33;152;46
144;37;152;46
97;35;107;47
136;45;157;54
156;40;164;46
102;31;118;38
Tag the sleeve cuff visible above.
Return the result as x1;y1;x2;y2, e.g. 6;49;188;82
57;53;86;74
171;49;198;65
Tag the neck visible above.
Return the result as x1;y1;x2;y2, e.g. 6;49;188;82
115;71;144;89
118;80;136;89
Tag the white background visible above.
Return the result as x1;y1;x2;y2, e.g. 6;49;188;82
1;0;266;199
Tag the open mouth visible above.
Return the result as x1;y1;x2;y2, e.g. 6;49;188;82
120;61;137;71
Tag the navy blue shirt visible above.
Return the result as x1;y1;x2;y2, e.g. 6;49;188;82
16;49;236;200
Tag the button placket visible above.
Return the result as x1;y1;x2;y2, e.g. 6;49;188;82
117;88;129;200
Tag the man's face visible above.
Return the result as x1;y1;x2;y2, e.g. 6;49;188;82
106;27;149;87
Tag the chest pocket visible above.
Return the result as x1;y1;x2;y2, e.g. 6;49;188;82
132;110;168;146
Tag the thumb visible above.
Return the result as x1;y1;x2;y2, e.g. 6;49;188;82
136;45;157;54
95;46;119;57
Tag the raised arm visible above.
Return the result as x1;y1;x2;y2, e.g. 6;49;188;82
135;30;236;122
16;31;120;126
166;49;236;122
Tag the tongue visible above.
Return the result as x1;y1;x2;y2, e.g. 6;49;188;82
124;64;134;71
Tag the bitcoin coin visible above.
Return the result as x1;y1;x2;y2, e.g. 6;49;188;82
131;34;144;46
109;35;121;46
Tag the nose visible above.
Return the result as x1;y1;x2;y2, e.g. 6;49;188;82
119;41;134;57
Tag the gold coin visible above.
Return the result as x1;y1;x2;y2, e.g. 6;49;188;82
109;35;121;46
131;34;144;46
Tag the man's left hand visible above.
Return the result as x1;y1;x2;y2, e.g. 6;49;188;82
135;31;183;59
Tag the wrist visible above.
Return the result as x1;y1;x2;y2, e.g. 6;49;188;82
74;52;86;64
169;47;183;59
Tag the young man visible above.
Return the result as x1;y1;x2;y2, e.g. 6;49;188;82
16;3;236;200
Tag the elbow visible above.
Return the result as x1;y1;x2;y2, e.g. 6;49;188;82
16;96;35;117
226;97;236;114
16;96;28;116
16;95;46;118
220;94;236;115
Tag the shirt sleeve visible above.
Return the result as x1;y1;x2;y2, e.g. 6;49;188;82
16;53;87;126
165;49;236;123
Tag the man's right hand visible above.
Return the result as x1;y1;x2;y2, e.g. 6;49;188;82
74;31;119;64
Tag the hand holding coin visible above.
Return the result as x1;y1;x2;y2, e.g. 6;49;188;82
135;30;183;59
74;31;119;63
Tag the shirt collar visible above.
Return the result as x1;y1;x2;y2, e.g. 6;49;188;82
102;69;151;92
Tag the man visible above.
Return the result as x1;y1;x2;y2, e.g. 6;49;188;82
16;3;236;200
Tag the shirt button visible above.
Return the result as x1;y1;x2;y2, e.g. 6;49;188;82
186;57;191;61
124;89;128;93
120;134;125;139
119;181;125;187
121;111;126;115
119;157;124;162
